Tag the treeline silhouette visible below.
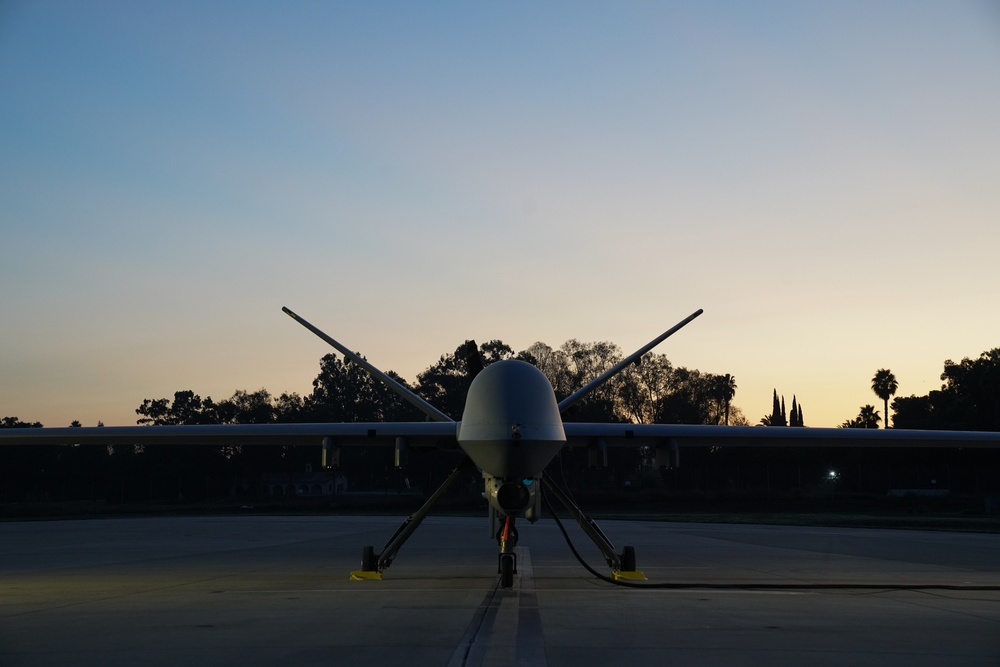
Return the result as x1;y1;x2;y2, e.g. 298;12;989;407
893;349;1000;431
2;341;999;508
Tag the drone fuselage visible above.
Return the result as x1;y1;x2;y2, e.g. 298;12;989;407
456;359;565;516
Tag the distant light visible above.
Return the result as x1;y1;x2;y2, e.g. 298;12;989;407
828;470;839;479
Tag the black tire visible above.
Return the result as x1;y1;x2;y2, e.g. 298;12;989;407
361;545;377;572
500;555;515;589
621;545;636;572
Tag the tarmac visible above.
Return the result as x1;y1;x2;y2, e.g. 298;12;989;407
2;514;1000;666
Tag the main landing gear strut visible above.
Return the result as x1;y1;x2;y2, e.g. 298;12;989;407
351;457;475;581
349;458;644;587
540;472;645;582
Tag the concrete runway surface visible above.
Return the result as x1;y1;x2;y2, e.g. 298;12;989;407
2;515;1000;666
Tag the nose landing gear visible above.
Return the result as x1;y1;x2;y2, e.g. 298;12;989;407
497;515;518;588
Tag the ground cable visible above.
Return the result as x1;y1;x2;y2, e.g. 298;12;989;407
540;483;1000;592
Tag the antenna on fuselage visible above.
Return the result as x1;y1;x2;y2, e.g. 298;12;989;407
556;309;704;415
282;306;454;423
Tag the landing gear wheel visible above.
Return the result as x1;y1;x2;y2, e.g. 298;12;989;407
620;545;636;572
361;545;377;572
500;554;515;589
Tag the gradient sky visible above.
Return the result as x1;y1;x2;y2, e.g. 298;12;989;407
2;1;998;428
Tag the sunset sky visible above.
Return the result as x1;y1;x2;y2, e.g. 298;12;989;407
2;1;998;428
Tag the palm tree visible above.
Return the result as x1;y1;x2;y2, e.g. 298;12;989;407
842;405;881;428
871;369;898;429
714;374;737;425
859;405;881;428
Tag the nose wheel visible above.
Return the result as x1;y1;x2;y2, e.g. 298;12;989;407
499;553;516;588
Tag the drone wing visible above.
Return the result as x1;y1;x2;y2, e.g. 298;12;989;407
564;422;1000;449
0;421;458;448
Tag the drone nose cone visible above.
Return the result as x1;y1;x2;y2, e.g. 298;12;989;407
458;360;564;440
457;360;565;478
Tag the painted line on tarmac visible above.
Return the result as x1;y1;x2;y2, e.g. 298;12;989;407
514;547;546;666
448;546;547;667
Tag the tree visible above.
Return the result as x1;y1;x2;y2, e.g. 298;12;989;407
789;396;805;427
940;349;1000;430
416;340;515;419
890;394;936;429
871;369;898;429
523;339;738;427
616;353;673;424
890;348;1000;431
308;354;421;422
841;405;881;429
658;367;720;425
274;392;306;422
0;417;43;428
527;338;621;421
220;389;277;424
760;389;788;426
135;390;224;426
759;390;804;426
712;374;737;426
